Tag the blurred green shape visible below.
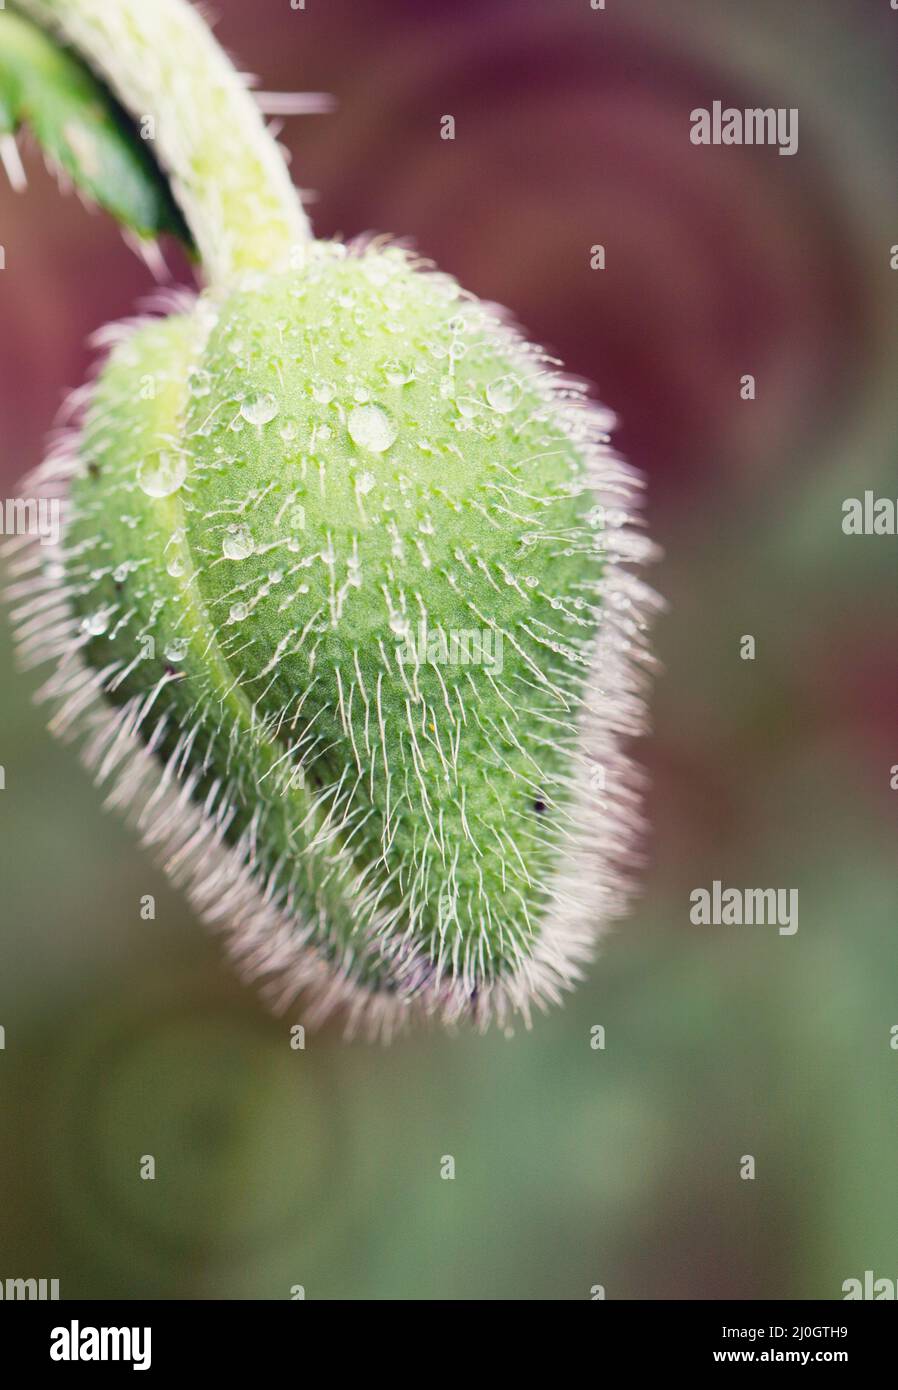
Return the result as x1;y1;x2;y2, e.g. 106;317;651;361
0;8;190;246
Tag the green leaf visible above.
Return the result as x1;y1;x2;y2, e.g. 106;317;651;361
0;9;192;249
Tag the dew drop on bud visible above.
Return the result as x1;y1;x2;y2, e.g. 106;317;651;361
347;404;397;453
485;374;522;414
383;360;414;387
240;391;279;426
137;450;187;498
81;609;111;637
222;524;255;560
189;368;212;398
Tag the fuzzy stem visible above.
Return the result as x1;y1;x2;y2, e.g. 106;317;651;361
12;0;310;283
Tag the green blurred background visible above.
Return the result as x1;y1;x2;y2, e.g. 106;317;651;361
1;0;896;1299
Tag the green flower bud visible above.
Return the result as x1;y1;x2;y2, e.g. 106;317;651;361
8;2;658;1038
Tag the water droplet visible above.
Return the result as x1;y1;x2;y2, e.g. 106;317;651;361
486;374;522;414
347;404;397;453
222;524;255;560
189;368;212;398
166;555;186;579
279;420;298;443
164;638;188;662
312;383;334;405
240;391;279;426
82;609;111;637
356;470;376;495
137;450;186;498
112;562;134;583
383;359;414;387
228;602;248;624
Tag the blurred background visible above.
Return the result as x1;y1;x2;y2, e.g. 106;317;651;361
1;0;896;1299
